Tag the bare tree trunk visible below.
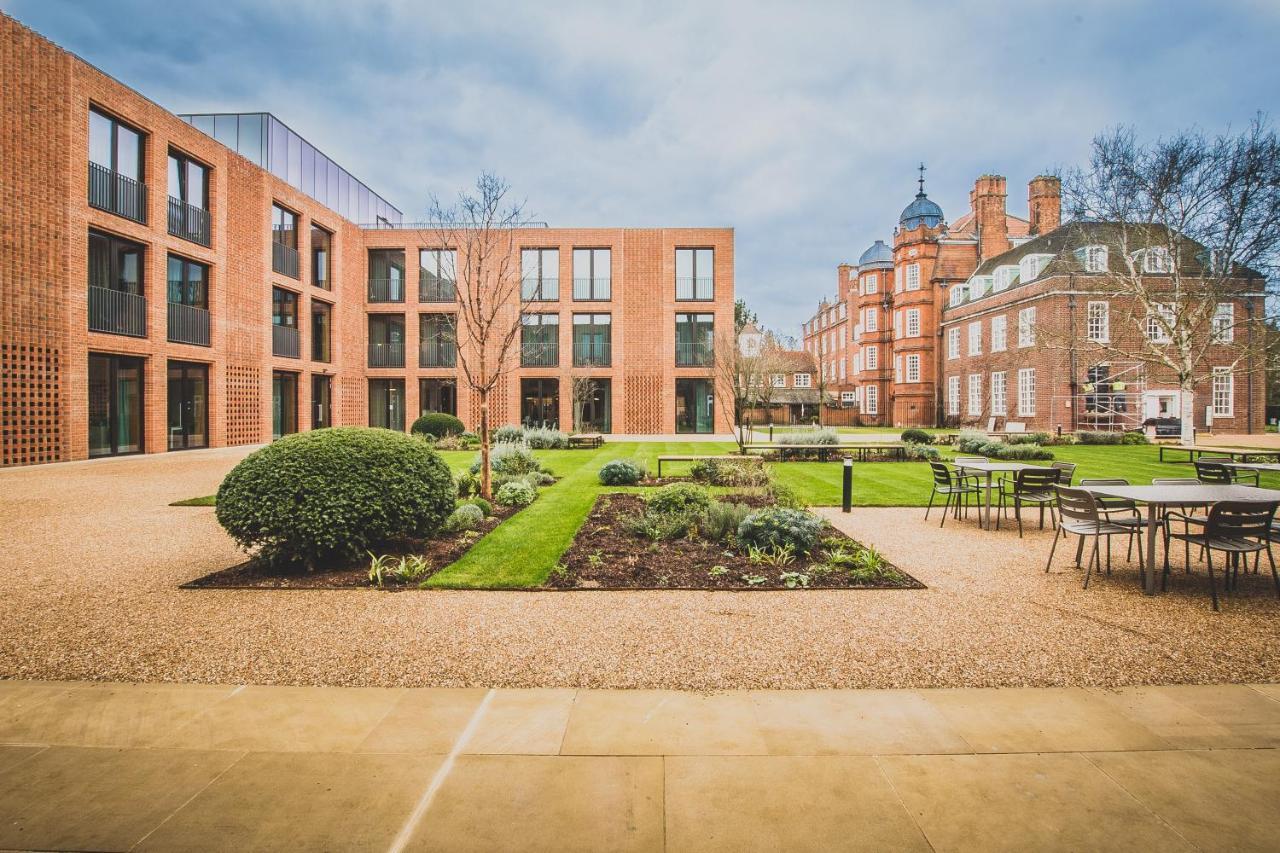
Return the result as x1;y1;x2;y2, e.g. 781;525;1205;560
1180;380;1196;445
479;392;492;499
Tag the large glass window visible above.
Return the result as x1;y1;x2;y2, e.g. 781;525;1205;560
675;378;715;433
89;108;143;180
369;249;406;302
312;374;332;429
419;379;457;416
521;314;560;367
420;249;456;302
675;313;714;366
88;354;144;457
272;204;297;249
368;314;406;368
676;248;714;300
311;301;332;362
311;224;332;289
272;371;298;439
572;313;611;366
521;248;559;300
166;255;207;308
167;151;206;208
272;287;298;328
573;378;611;433
522;378;559;428
167;361;208;451
572;248;611;300
369;379;406;430
420;314;456;367
89;231;146;337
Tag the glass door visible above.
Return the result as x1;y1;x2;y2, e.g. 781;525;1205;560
311;375;332;429
272;371;298;439
369;379;405;430
166;361;208;450
575;378;611;433
675;378;715;433
419;379;457;416
88;353;144;457
521;378;559;428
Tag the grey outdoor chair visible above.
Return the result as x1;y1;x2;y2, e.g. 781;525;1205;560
996;467;1060;537
924;461;978;527
1195;458;1259;487
1163;501;1279;610
1079;478;1148;565
1048;485;1144;587
1051;461;1077;485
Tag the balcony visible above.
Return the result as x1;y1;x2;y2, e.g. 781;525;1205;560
419;343;457;369
88;162;147;224
521;342;559;367
167;197;211;247
420;278;456;303
368;278;405;303
272;324;300;358
676;277;714;301
573;340;611;367
521;278;559;301
272;241;300;279
167;301;210;346
676;341;714;367
368;341;405;368
88;286;146;337
572;278;611;300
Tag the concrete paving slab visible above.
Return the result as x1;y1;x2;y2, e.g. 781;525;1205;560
559;689;769;755
1092;684;1280;748
749;689;972;755
463;688;576;755
356;687;487;754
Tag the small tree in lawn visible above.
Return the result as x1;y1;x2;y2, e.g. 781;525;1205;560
570;373;599;434
421;174;532;499
1061;118;1280;443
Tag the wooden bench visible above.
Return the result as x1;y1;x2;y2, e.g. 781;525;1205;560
1158;444;1280;464
568;433;604;449
741;442;907;462
656;454;763;478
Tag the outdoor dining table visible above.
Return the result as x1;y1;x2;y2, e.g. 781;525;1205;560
1221;462;1280;473
953;461;1040;531
1079;483;1280;596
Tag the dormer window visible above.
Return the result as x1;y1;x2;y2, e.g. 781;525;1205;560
1019;254;1053;282
949;285;968;307
1142;246;1174;274
1077;245;1108;273
993;266;1019;291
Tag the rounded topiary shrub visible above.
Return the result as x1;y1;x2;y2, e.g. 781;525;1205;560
599;459;645;485
472;442;541;477
495;480;537;507
461;496;492;516
411;412;464;438
901;428;932;445
644;482;712;515
443;503;485;533
216;427;456;569
737;507;824;553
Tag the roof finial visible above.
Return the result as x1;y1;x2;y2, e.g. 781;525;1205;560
917;162;927;196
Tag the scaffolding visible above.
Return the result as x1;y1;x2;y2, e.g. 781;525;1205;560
1064;361;1149;432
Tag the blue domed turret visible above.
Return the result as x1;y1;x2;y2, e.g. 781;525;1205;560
899;163;944;230
857;239;893;268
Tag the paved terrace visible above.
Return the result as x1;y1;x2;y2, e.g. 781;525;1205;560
0;679;1276;851
0;446;1277;689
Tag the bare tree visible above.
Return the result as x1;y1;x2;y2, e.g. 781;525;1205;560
714;325;760;448
570;373;599;434
1061;118;1280;442
421;174;532;499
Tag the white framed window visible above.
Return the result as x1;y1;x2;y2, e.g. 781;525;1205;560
968;322;982;355
1019;254;1052;282
947;327;961;359
770;374;785;388
1211;302;1234;343
993;265;1018;291
794;373;811;388
864;274;878;294
894;310;904;338
1142;246;1174;274
947;375;961;416
841;391;856;403
838;359;846;380
1082;245;1108;273
905;353;921;383
972;275;993;297
968;374;982;416
1146;303;1174;342
865;385;878;414
991;315;1007;352
906;308;921;338
894;355;903;383
1018;307;1035;347
1212;367;1234;416
864;307;878;331
905;263;921;291
1017;368;1035;417
865;345;878;370
950;285;968;307
1086;301;1110;343
991;371;1007;416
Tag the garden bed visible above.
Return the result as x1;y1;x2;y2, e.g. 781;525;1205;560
547;493;923;591
184;505;518;590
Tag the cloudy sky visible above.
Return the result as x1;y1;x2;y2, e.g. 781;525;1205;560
10;0;1278;334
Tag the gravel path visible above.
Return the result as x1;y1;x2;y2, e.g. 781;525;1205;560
1;448;1277;689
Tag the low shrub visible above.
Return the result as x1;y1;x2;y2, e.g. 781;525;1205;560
902;442;940;461
778;429;839;446
411;412;464;438
524;471;555;486
955;430;990;454
643;482;712;515
995;443;1055;460
493;425;525;443
495;480;537;507
443;503;485;533
472;441;541;477
900;428;932;445
737;507;825;554
1005;431;1051;446
1122;431;1150;445
1076;430;1123;445
769;478;806;509
461;496;492;516
455;470;479;498
599;459;645;485
690;457;770;487
216;428;456;569
621;509;693;540
700;501;753;542
523;427;569;449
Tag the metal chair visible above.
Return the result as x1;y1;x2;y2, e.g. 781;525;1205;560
1079;478;1148;566
1196;456;1259;486
1048;485;1143;586
1051;461;1077;485
1194;460;1234;485
996;467;1060;537
924;462;978;527
1163;501;1279;610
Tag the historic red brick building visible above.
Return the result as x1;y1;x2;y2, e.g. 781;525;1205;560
0;14;733;466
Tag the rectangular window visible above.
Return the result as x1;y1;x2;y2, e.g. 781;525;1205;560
841;391;856;403
968;374;982;417
367;249;405;303
521;248;560;300
1212;368;1234;416
947;327;960;359
89;107;146;222
1146;303;1174;342
865;345;878;370
368;314;406;368
311;225;332;289
674;378;716;433
991;371;1007;416
905;263;920;290
1087;301;1110;343
894;310;903;338
311;301;332;362
271;203;299;278
1143;246;1173;274
521;378;558;428
1018;307;1036;347
864;274;878;294
906;308;921;338
420;249;457;302
1017;368;1035;417
794;373;811;388
1211;302;1234;343
167;361;208;451
272;371;298;439
864;307;878;332
311;375;332;429
88;231;147;335
991;315;1007;352
419;314;456;368
88;353;144;456
865;385;879;414
947;375;961;416
167;149;209;244
1084;245;1108;273
420;378;457;416
575;378;612;433
676;247;714;300
950;285;967;307
368;378;406;431
573;248;611;300
905;353;921;383
894;355;903;383
166;254;209;346
573;313;612;366
968;322;982;355
771;374;785;388
521;313;560;367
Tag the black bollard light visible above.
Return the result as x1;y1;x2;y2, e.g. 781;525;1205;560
769;424;774;441
842;455;853;513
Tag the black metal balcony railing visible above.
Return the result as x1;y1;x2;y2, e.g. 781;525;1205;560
368;341;406;368
676;340;714;367
272;324;300;358
420;277;456;303
88;286;146;337
368;278;405;303
675;277;714;301
521;278;559;301
420;343;457;368
167;301;210;346
88;162;147;223
272;241;300;279
521;343;559;367
573;340;611;367
572;278;611;300
167;196;211;247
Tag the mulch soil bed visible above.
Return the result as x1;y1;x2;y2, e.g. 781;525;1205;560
546;493;925;591
184;505;518;590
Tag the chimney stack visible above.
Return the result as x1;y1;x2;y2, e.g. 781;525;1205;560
970;175;1010;261
1028;175;1062;236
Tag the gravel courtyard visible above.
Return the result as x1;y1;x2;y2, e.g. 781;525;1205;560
1;448;1277;690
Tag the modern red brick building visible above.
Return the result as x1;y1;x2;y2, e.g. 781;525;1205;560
0;14;733;466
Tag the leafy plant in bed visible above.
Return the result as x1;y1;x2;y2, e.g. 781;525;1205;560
550;480;922;590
